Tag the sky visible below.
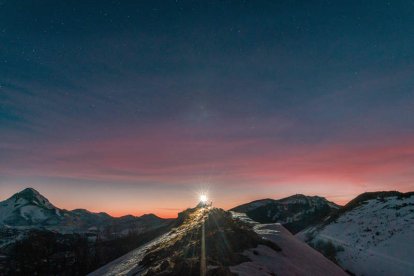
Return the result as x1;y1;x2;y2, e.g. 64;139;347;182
1;0;414;218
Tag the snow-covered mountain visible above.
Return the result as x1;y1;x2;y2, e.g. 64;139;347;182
0;188;167;234
231;194;340;233
297;191;414;276
90;206;346;276
0;188;62;226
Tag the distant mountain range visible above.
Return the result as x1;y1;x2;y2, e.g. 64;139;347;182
231;194;340;233
0;188;168;236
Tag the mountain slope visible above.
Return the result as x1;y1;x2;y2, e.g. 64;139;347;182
297;191;414;276
231;194;339;233
90;207;346;276
231;212;346;276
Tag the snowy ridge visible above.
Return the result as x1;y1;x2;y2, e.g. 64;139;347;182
297;193;414;276
230;212;346;276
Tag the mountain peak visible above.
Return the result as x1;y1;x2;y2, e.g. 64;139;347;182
0;188;60;226
9;187;55;210
19;187;41;197
140;213;161;220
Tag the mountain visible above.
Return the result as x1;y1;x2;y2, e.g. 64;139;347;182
231;194;340;233
0;188;167;235
297;191;414;276
0;188;173;275
90;206;346;276
0;188;62;226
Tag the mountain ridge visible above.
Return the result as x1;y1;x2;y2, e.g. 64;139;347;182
230;194;339;233
297;191;414;275
0;188;169;236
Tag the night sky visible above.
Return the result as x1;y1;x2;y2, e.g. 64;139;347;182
1;1;414;217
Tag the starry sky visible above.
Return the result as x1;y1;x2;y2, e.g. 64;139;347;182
1;0;414;217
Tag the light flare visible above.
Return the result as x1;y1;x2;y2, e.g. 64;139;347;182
199;194;208;203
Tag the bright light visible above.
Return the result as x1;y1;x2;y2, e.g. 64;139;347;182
200;194;208;203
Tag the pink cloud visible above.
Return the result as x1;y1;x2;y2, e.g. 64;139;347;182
1;120;413;216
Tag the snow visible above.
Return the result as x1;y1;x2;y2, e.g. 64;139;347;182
19;205;48;223
230;212;347;276
298;195;414;276
0;201;16;224
0;189;56;225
